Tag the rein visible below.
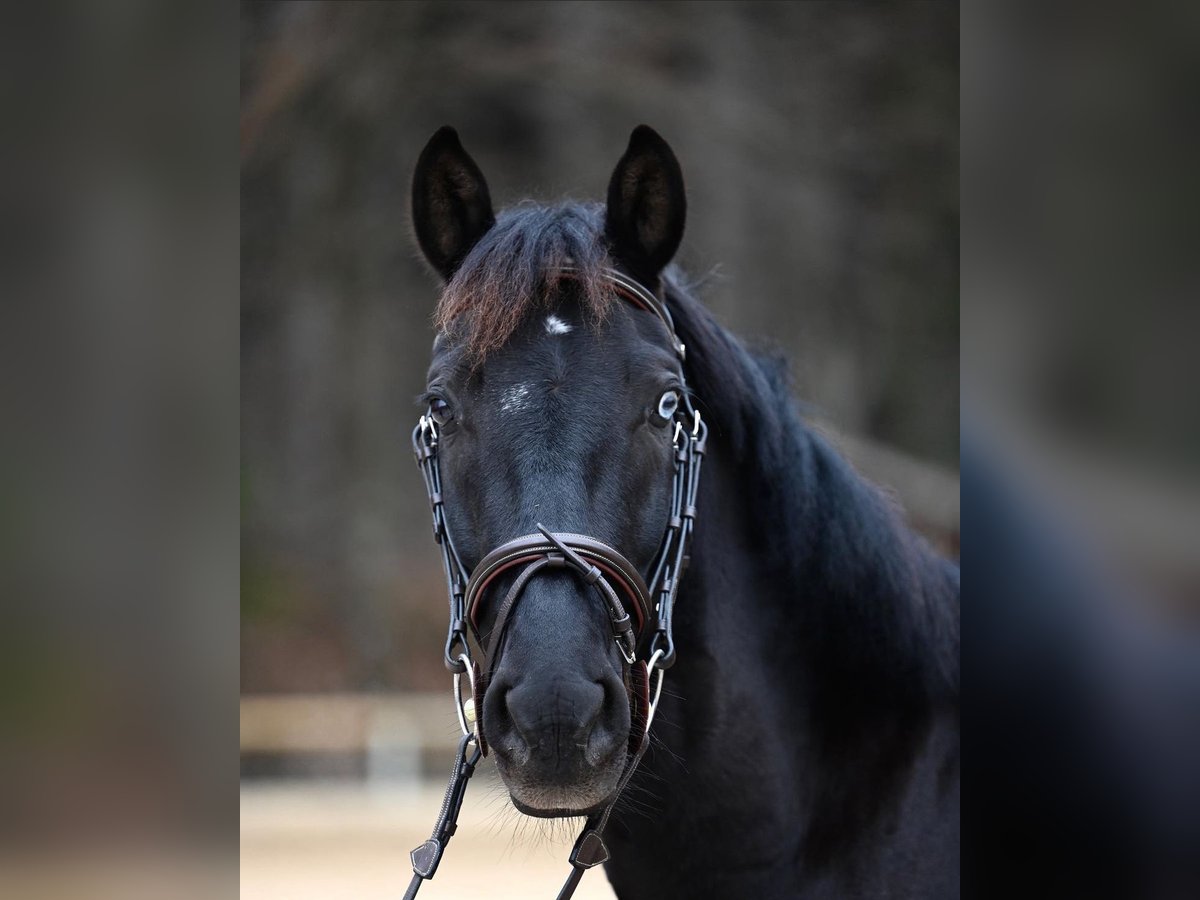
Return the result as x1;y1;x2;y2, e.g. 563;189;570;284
406;267;707;899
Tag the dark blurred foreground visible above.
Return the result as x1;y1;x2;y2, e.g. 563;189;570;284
0;2;1197;898
962;6;1200;895
0;2;237;897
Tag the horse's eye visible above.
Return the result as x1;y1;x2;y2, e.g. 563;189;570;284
429;397;454;427
656;390;681;422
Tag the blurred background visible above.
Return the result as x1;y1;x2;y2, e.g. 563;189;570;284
962;5;1200;615
240;1;958;896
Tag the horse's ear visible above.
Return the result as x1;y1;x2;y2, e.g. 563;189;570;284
605;125;686;281
411;126;495;281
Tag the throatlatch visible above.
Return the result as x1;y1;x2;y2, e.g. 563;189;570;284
406;268;707;898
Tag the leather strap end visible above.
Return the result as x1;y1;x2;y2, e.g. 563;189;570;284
611;612;634;646
410;838;442;878
568;830;610;869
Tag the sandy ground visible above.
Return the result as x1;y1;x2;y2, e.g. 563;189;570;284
241;778;616;900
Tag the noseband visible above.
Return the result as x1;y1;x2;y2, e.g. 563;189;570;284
467;530;650;730
405;267;707;900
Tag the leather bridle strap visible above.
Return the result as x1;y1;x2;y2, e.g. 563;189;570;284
481;556;551;676
556;731;650;900
402;732;482;900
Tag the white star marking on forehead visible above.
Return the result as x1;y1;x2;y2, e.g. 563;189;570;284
544;315;572;335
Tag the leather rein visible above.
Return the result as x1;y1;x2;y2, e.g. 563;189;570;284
405;267;707;900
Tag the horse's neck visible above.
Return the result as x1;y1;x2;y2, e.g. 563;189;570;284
612;414;958;881
607;417;957;891
684;407;958;716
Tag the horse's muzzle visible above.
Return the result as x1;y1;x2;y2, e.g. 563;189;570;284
485;670;628;815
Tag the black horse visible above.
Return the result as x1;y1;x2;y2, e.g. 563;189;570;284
410;125;960;899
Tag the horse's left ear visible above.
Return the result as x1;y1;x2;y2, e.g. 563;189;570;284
605;125;686;281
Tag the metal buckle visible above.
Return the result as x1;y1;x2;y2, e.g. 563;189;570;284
617;636;636;666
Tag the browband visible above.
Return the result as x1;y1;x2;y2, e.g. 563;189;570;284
558;265;686;360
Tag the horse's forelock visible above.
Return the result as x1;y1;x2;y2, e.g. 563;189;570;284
434;202;616;361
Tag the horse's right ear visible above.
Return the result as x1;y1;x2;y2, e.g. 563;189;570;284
411;127;495;281
605;125;686;283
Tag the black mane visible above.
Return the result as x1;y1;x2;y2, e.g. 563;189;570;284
662;266;960;703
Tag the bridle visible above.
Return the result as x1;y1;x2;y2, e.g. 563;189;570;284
405;267;707;900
